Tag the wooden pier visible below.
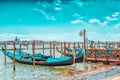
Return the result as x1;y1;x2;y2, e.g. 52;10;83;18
85;48;120;64
79;29;120;65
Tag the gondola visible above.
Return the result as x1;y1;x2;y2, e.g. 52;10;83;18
56;47;84;62
15;50;51;61
2;48;73;66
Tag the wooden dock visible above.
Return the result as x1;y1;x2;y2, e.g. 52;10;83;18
79;29;120;65
85;48;120;65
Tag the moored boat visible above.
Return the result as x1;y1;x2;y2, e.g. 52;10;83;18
2;48;73;66
56;47;84;63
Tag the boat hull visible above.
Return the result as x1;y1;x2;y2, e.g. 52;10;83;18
2;48;73;66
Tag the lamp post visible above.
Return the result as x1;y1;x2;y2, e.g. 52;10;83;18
79;29;86;62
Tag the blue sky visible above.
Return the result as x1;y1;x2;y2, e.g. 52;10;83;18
0;0;120;41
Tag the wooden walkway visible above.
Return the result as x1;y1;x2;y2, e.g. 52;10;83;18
85;48;120;65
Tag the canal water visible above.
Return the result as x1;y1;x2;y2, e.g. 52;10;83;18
1;47;120;80
0;44;86;80
0;52;86;80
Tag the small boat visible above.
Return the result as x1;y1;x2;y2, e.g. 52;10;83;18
2;48;73;66
56;47;84;63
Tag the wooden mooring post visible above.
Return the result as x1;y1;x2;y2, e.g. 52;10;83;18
94;44;97;62
68;42;70;56
106;42;109;64
43;42;44;55
13;42;16;71
32;40;35;69
27;44;28;51
86;44;88;58
50;42;52;57
119;50;120;62
19;44;21;53
61;42;63;56
53;44;55;58
99;42;103;58
83;29;86;56
74;42;76;53
73;42;76;63
64;42;66;56
4;44;6;64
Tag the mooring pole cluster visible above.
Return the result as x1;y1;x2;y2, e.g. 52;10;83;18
3;31;120;70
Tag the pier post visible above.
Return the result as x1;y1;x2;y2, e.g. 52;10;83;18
97;42;98;48
4;44;6;64
50;42;52;57
119;50;120;62
43;42;44;55
68;42;70;56
27;44;28;51
99;42;102;58
32;40;35;69
83;29;86;59
53;44;55;58
73;42;76;63
13;42;16;71
74;42;76;53
61;42;63;56
94;44;97;62
106;42;109;64
19;44;21;53
98;41;100;49
86;44;88;58
64;42;66;56
83;29;86;49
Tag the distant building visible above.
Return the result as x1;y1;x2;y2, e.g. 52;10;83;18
15;37;20;45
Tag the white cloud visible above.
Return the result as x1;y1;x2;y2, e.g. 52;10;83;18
105;16;118;21
88;19;101;24
55;7;62;11
32;8;56;21
73;13;80;17
101;21;109;26
112;12;120;17
71;13;84;24
88;18;109;26
71;19;83;24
